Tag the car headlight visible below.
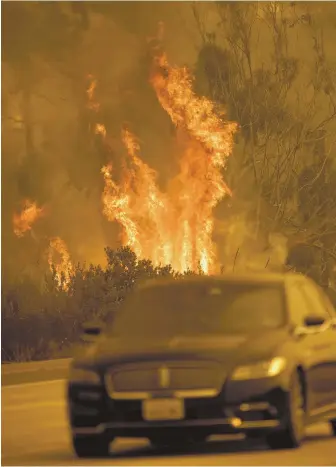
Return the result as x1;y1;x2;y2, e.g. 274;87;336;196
231;357;287;381
69;367;100;385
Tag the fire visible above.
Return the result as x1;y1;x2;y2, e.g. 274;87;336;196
95;123;106;137
151;52;237;170
150;51;238;273
13;201;73;290
86;75;100;112
91;49;238;274
101;163;142;258
48;237;73;290
101;129;173;266
13;199;44;237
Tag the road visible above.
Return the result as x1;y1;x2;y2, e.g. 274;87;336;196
2;379;336;466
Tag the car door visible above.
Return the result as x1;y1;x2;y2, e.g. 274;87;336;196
286;281;324;413
300;281;336;408
314;285;336;404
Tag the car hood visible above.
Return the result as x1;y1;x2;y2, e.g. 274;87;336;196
74;329;289;371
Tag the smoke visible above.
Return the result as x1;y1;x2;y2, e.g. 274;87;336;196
216;213;289;274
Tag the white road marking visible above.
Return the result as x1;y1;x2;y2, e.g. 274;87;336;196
3;401;66;412
2;379;65;390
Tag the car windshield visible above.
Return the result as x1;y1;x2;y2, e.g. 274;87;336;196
111;280;286;337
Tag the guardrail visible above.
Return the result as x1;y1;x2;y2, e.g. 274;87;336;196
1;358;72;386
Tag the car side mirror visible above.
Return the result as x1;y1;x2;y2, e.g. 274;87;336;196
304;315;325;327
81;321;103;343
293;315;326;338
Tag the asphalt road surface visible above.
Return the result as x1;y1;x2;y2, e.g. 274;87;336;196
2;379;336;466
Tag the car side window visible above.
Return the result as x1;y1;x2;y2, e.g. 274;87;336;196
300;283;332;322
287;283;311;326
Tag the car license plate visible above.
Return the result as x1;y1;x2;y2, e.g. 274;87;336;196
142;398;185;421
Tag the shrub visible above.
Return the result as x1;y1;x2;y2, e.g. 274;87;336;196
1;246;178;362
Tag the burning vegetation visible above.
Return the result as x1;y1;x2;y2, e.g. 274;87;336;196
13;44;238;286
91;49;238;274
13;200;73;290
48;237;74;291
13;200;45;238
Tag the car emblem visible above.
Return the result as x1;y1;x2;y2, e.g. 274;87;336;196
158;366;170;388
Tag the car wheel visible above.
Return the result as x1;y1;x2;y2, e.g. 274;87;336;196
72;434;111;458
330;419;336;436
266;371;305;450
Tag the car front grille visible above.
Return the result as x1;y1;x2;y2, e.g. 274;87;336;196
106;361;224;394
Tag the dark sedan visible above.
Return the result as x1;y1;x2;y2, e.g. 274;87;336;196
67;272;336;457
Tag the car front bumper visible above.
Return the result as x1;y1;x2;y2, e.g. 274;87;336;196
68;376;290;438
71;411;281;437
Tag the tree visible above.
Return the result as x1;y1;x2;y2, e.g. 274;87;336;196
193;2;336;284
2;2;90;198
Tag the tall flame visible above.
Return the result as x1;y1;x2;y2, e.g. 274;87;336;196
102;128;173;266
150;51;237;272
48;237;73;290
151;52;237;170
13;199;44;237
91;50;238;274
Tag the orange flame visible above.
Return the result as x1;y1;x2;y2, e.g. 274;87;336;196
91;50;238;274
48;237;73;290
151;52;237;171
86;75;100;112
150;51;238;273
102;129;173;266
95;123;107;137
13;200;44;237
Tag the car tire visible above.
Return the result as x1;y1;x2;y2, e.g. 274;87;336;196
330;419;336;436
72;434;111;458
266;371;305;450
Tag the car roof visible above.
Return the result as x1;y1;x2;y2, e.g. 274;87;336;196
138;271;305;290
